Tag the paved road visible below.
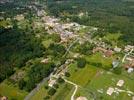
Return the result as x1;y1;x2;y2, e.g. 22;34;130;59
64;79;78;100
64;38;79;57
24;73;52;100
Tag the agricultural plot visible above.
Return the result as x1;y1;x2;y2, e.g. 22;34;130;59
0;81;28;100
66;52;134;100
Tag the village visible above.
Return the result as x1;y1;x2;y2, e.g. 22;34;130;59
33;9;134;100
0;1;134;100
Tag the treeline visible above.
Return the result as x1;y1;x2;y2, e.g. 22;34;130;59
46;0;134;45
19;62;55;92
0;24;45;82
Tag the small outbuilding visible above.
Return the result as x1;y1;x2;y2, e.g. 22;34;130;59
107;87;114;95
76;96;87;100
116;80;124;87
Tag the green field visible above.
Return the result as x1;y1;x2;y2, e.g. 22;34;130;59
67;52;113;86
30;82;73;100
67;52;134;100
0;81;28;100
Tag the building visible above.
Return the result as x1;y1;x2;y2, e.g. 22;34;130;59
104;50;113;57
116;80;124;87
114;46;121;52
76;96;87;100
93;47;113;57
112;60;119;68
106;87;114;95
124;45;134;52
48;79;56;87
0;96;8;100
14;14;24;21
41;58;49;64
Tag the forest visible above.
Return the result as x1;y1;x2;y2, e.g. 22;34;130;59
46;0;134;45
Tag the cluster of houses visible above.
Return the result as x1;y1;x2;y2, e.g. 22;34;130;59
107;80;125;96
48;59;73;88
123;45;134;73
37;10;84;42
92;39;134;73
93;47;113;57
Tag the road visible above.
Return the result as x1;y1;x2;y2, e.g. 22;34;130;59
24;73;53;100
64;38;79;57
64;79;78;100
122;48;133;63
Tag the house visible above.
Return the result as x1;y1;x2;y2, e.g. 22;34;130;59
76;96;87;100
124;59;134;72
48;79;56;87
132;96;134;100
128;68;134;73
41;58;49;64
114;46;121;52
104;50;113;57
112;60;119;68
93;47;113;57
107;87;114;95
116;80;124;87
124;45;134;52
126;57;133;61
0;96;8;100
14;14;24;21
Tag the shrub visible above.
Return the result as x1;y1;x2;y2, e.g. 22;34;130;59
44;85;49;89
77;58;86;68
44;96;50;100
53;84;59;89
65;72;70;77
48;88;56;96
57;77;65;83
18;79;26;90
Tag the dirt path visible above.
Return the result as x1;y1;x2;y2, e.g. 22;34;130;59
64;79;78;100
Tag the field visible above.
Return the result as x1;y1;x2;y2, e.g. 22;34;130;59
0;81;28;100
67;52;134;100
67;52;113;86
75;71;134;100
30;82;73;100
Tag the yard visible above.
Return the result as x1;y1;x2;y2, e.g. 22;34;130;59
66;52;134;100
30;82;73;100
0;80;28;100
67;52;113;86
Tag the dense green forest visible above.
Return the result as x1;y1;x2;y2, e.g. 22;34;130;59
46;0;134;44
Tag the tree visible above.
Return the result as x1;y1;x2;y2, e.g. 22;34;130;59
44;85;49;89
65;72;71;77
113;67;122;75
48;88;56;96
18;79;26;90
57;77;65;83
53;84;59;89
77;58;86;68
44;96;50;100
50;34;61;43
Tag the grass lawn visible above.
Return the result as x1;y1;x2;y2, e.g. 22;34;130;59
0;81;28;100
52;83;74;100
67;62;98;86
42;39;53;48
67;52;134;100
86;52;113;69
30;83;48;100
103;33;121;47
83;71;134;100
30;82;73;100
67;52;113;86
